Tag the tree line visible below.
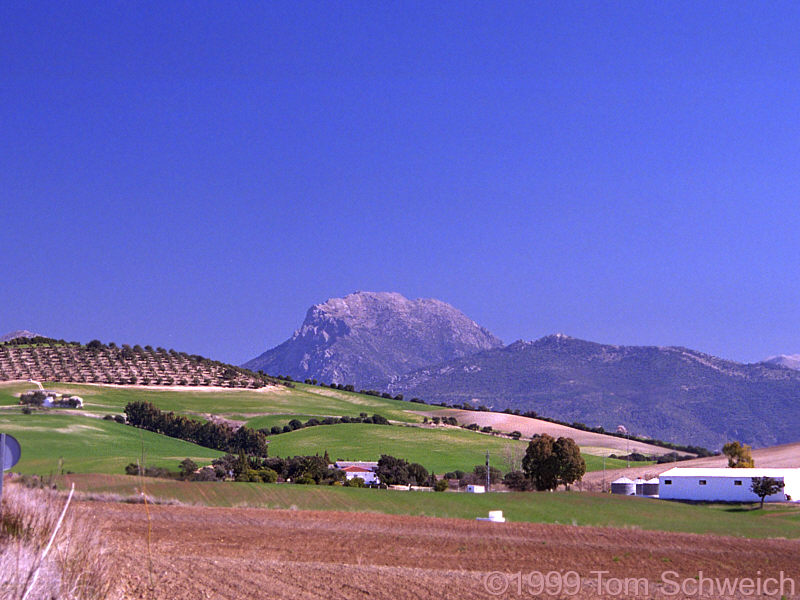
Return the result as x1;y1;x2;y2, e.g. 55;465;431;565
262;413;390;436
124;401;269;456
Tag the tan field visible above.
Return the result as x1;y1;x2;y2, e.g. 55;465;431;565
88;500;800;600
422;409;686;456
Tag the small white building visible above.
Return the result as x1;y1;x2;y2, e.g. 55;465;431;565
340;465;379;485
466;484;485;494
476;510;505;523
658;468;800;503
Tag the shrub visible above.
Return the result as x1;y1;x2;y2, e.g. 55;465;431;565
294;474;316;485
193;468;218;482
434;479;449;492
179;458;198;478
345;477;365;488
503;470;531;491
259;468;278;483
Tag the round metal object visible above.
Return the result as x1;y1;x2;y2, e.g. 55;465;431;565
1;434;22;471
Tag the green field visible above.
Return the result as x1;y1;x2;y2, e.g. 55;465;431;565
8;381;424;423
267;423;633;473
0;381;638;476
0;412;221;474
62;473;800;539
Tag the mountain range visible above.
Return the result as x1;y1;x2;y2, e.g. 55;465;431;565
245;292;800;449
386;335;800;449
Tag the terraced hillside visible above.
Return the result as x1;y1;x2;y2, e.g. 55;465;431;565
0;338;267;388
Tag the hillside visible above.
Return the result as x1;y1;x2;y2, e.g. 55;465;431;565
0;379;678;479
244;291;502;388
387;334;800;449
0;412;221;473
0;338;268;388
419;408;692;456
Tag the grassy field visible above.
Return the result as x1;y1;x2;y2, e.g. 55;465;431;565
0;412;221;474
62;473;800;539
0;381;643;476
6;381;424;423
267;423;633;473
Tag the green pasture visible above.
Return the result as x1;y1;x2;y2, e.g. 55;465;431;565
0;412;221;474
266;423;632;473
4;381;423;423
61;473;800;540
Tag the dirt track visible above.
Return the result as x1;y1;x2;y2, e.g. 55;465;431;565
86;501;800;599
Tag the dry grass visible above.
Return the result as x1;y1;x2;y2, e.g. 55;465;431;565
0;480;119;600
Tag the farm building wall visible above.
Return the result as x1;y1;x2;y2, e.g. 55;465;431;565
658;468;800;503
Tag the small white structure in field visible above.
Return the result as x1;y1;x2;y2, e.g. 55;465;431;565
659;468;800;503
466;484;485;494
641;478;660;497
477;510;505;523
610;477;636;495
341;465;379;485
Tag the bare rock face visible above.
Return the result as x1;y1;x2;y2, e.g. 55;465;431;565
243;292;502;388
762;354;800;370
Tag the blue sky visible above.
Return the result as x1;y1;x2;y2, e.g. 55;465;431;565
2;2;799;365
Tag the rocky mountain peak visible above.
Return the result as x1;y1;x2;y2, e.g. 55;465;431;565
244;292;503;388
762;354;800;370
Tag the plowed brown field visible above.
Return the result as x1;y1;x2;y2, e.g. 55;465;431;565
85;501;800;599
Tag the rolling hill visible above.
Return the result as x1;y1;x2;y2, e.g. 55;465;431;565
0;379;674;477
0;337;268;388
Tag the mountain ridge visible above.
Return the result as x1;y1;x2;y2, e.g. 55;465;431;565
385;334;800;449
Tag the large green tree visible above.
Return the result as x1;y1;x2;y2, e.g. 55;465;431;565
522;434;586;491
553;436;586;490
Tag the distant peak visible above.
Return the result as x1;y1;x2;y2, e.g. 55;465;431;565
0;330;42;343
535;333;577;344
762;354;800;370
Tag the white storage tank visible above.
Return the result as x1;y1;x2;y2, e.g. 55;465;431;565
610;477;636;495
642;478;660;497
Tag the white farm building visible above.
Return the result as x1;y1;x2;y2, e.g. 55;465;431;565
340;466;379;485
658;468;800;503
